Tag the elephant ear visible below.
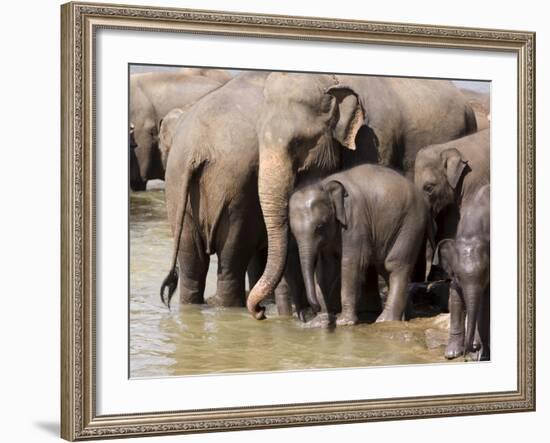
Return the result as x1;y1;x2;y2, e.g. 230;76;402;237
324;180;348;228
159;109;185;152
441;148;468;189
325;85;366;150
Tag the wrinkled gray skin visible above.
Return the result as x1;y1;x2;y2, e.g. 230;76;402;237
289;165;430;326
247;72;477;320
415;129;490;356
160;72;269;308
435;185;490;361
129;69;231;190
414;129;490;242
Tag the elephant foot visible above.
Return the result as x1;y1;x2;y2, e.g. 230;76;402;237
303;313;333;329
336;312;358;326
179;283;205;305
464;350;482;362
445;334;465;360
375;309;401;322
473;337;482;352
297;309;308;323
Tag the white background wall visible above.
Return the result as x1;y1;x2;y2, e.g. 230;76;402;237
0;0;546;442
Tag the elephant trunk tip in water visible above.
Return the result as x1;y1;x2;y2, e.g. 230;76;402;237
246;283;268;320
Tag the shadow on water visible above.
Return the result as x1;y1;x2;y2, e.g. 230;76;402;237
130;189;453;378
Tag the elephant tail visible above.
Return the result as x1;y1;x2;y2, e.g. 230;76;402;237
160;161;202;309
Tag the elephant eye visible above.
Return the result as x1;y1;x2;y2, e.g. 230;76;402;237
315;223;324;232
424;183;435;194
291;137;305;149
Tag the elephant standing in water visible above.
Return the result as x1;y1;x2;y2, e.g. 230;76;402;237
160;72;269;308
289;164;430;325
129;68;231;190
415;130;490;360
246;72;477;320
435;185;490;360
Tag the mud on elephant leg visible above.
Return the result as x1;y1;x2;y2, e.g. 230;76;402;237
177;223;209;305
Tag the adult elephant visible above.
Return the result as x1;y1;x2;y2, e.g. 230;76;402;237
129;68;231;190
246;72;477;320
160;72;269;308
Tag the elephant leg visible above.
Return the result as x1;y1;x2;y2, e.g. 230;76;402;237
376;264;412;322
275;237;308;320
361;267;382;315
317;252;341;315
445;282;465;359
274;277;293;317
211;249;248;307
284;247;308;321
478;285;491;361
209;217;250;307
177;218;209;304
337;254;364;326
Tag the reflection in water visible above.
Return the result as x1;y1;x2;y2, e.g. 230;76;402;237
130;189;451;378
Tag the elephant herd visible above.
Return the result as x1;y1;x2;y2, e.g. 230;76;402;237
130;67;491;361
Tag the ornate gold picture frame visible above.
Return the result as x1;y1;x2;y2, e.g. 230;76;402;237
61;1;535;440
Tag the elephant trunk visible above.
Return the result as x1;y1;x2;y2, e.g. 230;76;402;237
297;242;321;312
247;148;295;320
463;284;481;356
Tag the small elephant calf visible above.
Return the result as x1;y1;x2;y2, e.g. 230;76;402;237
435;184;490;361
289;164;430;326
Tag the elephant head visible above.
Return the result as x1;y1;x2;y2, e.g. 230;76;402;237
289;180;347;312
414;146;470;217
158;108;185;170
247;73;365;319
129;81;164;191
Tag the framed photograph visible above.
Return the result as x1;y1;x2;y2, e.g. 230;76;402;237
61;1;535;440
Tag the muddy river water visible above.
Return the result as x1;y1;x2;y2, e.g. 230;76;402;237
129;187;452;378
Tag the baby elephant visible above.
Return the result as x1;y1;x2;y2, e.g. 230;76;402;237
435;184;490;361
289;164;430;326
